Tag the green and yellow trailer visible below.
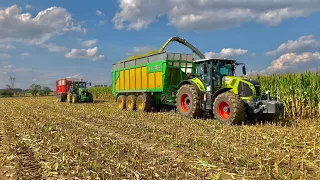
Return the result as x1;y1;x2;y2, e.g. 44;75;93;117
112;52;195;111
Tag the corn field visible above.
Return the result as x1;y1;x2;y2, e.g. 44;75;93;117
251;70;320;119
0;97;319;179
0;71;320;179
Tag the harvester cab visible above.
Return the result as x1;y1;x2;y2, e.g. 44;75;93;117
67;81;93;103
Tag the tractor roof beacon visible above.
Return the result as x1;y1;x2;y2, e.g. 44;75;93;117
111;36;284;124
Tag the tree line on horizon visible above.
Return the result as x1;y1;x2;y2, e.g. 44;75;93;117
0;76;52;97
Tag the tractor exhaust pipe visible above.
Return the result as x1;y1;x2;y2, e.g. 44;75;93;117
266;90;271;101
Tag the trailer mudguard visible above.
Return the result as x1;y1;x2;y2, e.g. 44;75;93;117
178;77;206;93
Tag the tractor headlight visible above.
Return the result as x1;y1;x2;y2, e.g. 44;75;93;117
222;77;231;82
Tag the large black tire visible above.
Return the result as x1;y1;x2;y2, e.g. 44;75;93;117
117;95;126;110
88;93;94;103
136;93;153;112
176;84;203;119
213;92;246;124
72;94;79;104
126;95;137;111
61;94;67;102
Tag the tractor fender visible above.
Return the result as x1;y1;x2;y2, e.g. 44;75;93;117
178;78;206;93
212;88;232;101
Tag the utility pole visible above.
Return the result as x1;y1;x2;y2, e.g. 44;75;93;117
9;76;16;89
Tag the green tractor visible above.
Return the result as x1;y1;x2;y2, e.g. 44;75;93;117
67;81;94;103
176;58;284;124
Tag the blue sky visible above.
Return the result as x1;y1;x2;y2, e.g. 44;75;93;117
0;0;320;90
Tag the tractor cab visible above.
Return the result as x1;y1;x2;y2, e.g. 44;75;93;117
71;81;90;92
195;58;247;95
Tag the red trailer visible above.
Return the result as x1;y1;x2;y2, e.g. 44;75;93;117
56;78;81;102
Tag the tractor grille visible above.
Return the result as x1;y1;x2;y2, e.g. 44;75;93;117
255;86;261;96
238;82;253;97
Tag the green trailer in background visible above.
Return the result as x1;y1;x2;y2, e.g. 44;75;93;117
111;37;284;124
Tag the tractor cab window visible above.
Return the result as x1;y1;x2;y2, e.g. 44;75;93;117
76;82;86;88
215;62;233;76
196;62;210;85
214;62;233;87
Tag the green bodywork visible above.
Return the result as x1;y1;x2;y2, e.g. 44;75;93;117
188;76;258;101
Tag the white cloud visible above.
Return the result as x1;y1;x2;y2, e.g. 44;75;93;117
96;10;104;16
82;39;97;47
265;52;320;72
66;74;83;80
133;46;153;54
25;5;31;9
0;64;32;75
0;53;12;59
112;0;320;31
65;47;105;61
205;48;248;59
21;53;30;57
3;65;13;69
126;46;154;56
0;44;16;50
40;43;68;52
99;20;107;25
0;5;86;45
266;35;320;56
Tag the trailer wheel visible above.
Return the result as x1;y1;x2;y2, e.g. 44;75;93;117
126;95;137;111
117;95;126;110
213;92;245;125
136;93;153;112
176;84;203;118
72;94;79;104
61;94;67;102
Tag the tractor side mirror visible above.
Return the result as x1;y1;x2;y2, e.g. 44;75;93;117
242;65;246;75
89;82;92;86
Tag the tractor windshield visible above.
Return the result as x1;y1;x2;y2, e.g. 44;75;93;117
75;82;87;88
215;62;233;76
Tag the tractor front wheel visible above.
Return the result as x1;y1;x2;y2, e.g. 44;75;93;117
213;92;246;124
72;94;79;104
176;84;203;119
67;93;72;103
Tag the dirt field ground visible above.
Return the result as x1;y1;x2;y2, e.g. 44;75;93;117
0;97;319;179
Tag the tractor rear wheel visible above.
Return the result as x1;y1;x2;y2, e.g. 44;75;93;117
136;93;153;112
88;93;94;103
72;94;79;104
213;92;246;124
117;95;126;110
176;84;203;118
126;95;137;111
